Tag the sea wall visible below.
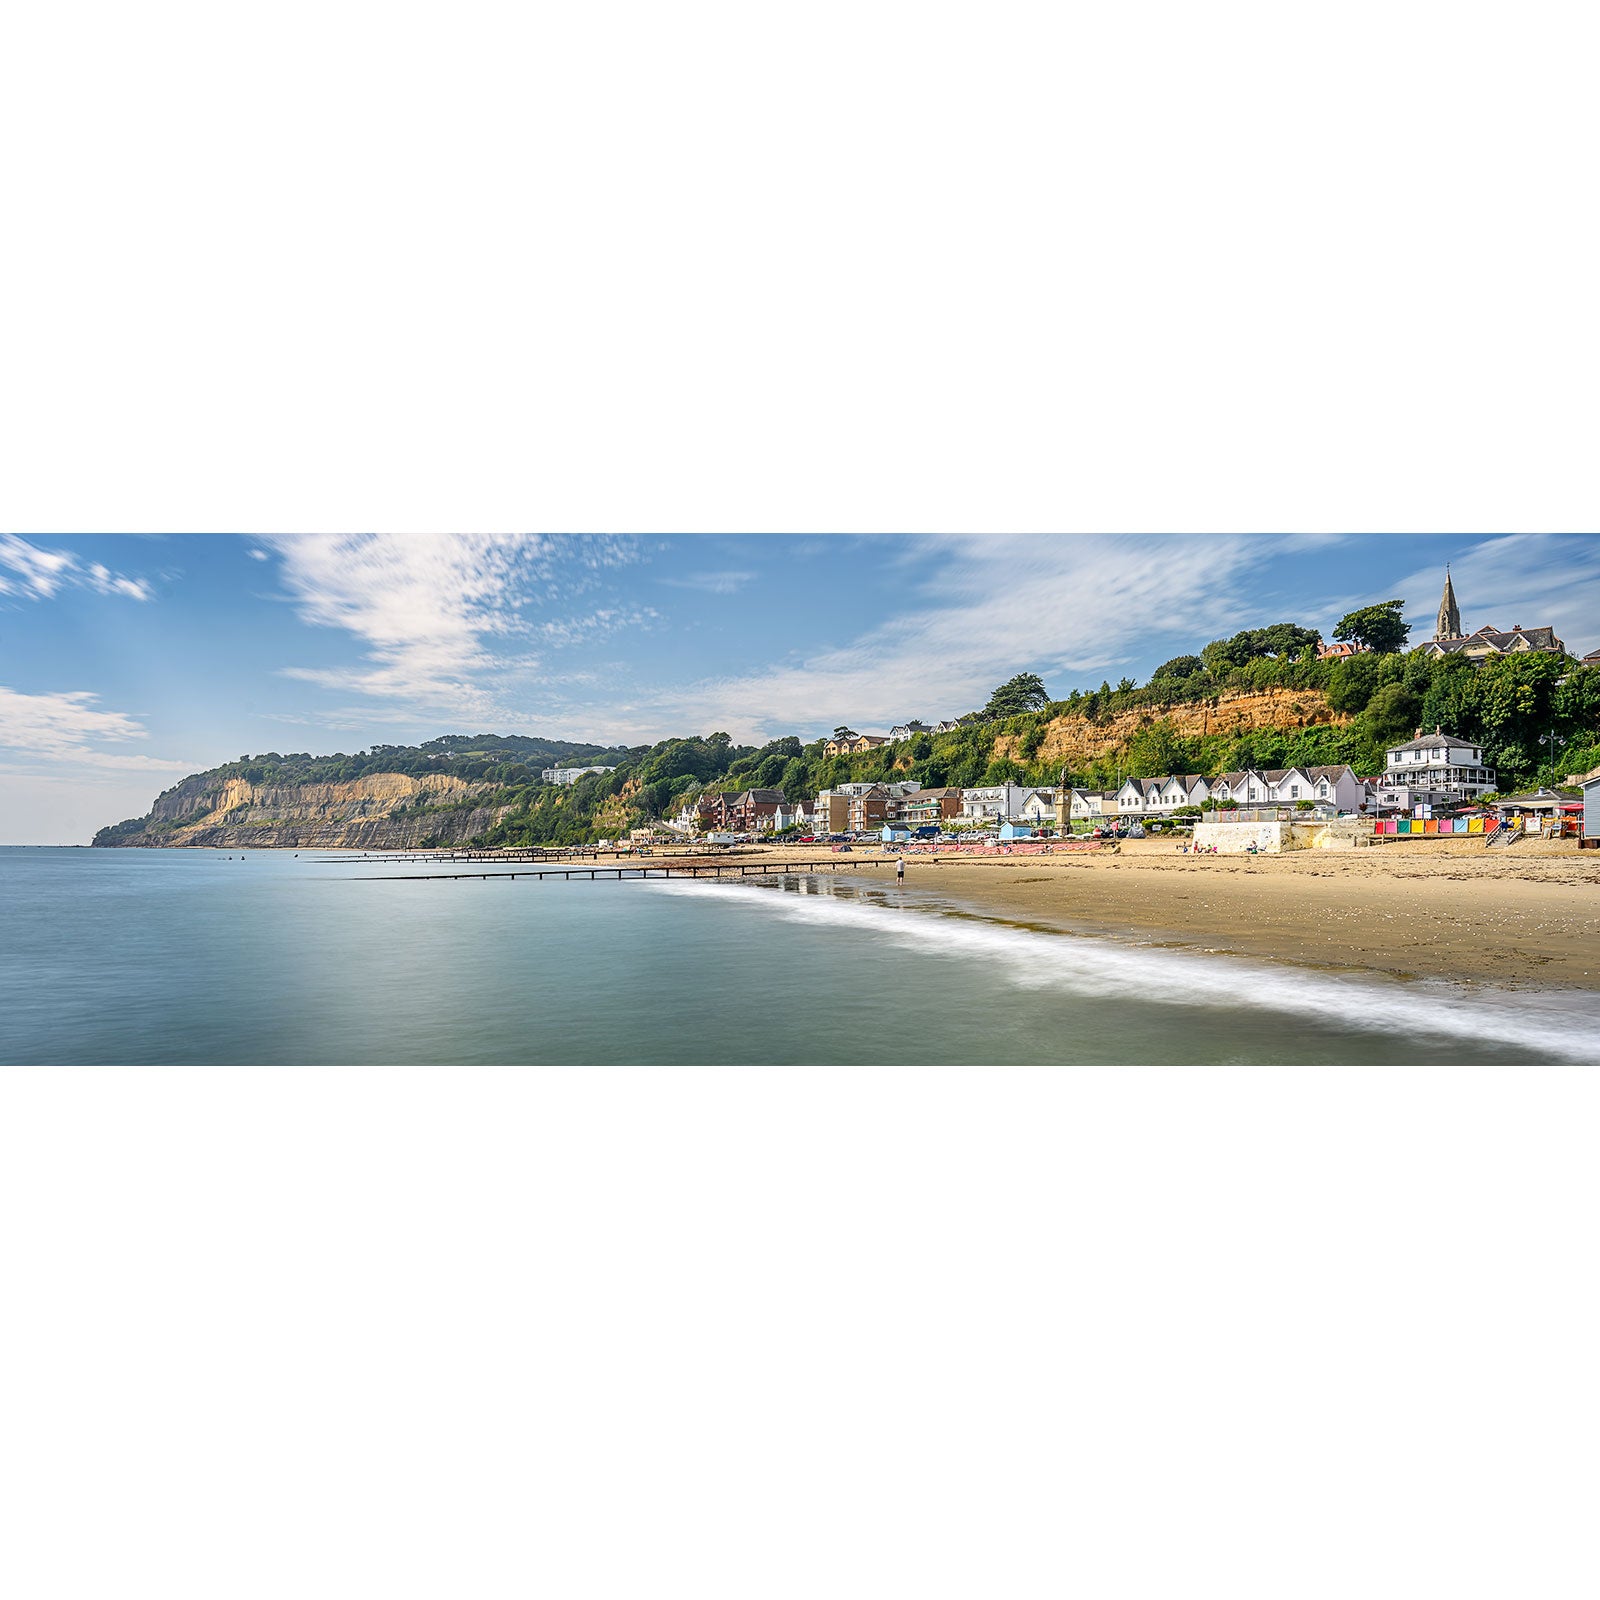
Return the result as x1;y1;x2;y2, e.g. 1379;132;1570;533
1192;820;1371;854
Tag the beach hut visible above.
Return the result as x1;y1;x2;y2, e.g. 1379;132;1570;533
1583;775;1600;848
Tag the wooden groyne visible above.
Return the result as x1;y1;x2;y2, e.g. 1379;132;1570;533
347;858;897;883
319;845;644;865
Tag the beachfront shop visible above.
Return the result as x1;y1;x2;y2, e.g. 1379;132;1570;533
1492;789;1579;836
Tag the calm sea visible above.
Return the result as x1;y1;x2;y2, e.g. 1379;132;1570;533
3;847;1596;1064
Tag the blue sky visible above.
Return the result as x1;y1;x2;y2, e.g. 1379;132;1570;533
3;532;1598;842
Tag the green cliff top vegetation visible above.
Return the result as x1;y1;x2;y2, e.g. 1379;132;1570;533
95;618;1600;847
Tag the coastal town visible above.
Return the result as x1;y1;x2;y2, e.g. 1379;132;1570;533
554;568;1600;855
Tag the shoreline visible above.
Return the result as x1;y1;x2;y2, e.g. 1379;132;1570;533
726;837;1600;994
51;836;1600;995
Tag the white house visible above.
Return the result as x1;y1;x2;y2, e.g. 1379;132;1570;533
541;765;616;785
1300;765;1365;810
888;721;933;742
1065;788;1112;821
1114;778;1161;814
1157;775;1210;810
961;784;1033;824
1019;789;1057;824
1384;728;1496;800
1211;769;1276;806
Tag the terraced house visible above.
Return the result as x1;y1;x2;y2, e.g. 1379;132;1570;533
1207;765;1364;810
729;788;787;832
902;787;963;827
822;732;891;757
1113;775;1210;814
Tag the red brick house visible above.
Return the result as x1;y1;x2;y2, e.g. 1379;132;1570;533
729;788;786;831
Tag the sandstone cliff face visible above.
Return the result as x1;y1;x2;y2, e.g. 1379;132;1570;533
110;771;512;849
991;688;1350;767
167;805;514;851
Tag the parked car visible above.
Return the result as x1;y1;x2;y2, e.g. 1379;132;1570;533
797;834;816;843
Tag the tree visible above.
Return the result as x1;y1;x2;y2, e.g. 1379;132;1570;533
983;673;1049;719
1254;622;1322;658
1333;600;1410;655
1360;681;1421;746
1325;651;1382;714
1150;655;1206;683
832;726;857;741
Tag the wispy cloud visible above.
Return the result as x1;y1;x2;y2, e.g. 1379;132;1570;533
263;533;645;724
659;570;756;595
1382;533;1600;656
599;535;1266;743
0;685;190;772
0;536;154;602
534;605;660;648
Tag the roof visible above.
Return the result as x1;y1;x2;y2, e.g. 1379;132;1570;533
905;787;962;800
734;788;786;804
1388;731;1479;754
1427;625;1562;654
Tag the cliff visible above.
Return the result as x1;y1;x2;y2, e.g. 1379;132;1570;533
989;687;1351;768
96;770;514;850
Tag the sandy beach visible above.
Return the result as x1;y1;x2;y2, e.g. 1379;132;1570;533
729;837;1600;991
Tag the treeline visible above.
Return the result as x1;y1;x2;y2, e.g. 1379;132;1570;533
472;644;1599;846
159;733;642;793
97;615;1600;848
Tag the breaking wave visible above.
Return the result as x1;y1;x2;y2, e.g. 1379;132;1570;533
641;876;1600;1062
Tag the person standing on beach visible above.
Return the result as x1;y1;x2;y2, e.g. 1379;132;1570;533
896;856;905;884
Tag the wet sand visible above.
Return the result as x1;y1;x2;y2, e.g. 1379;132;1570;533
737;837;1600;991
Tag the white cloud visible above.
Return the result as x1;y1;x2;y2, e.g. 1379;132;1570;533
1383;534;1600;657
0;535;153;601
606;535;1266;743
263;533;643;722
0;684;192;772
534;606;659;647
246;547;270;561
659;570;756;595
0;685;148;758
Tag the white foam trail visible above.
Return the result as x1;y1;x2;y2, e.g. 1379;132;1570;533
641;877;1600;1062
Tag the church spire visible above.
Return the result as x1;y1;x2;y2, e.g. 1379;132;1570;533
1435;564;1462;641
